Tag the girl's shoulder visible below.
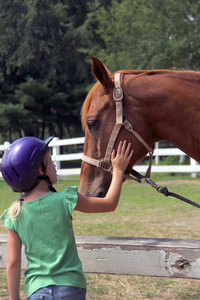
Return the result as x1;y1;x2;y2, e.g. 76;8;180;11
63;186;78;195
0;208;17;232
55;186;78;198
60;186;78;215
0;208;9;221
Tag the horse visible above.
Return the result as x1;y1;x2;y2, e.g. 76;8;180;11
79;56;200;197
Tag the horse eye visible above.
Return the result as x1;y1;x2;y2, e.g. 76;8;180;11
87;119;100;130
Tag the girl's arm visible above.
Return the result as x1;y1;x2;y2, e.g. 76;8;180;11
7;229;22;300
75;140;133;213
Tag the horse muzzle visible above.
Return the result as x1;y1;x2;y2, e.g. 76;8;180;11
79;169;112;197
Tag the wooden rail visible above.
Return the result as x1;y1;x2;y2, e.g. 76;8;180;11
1;234;200;279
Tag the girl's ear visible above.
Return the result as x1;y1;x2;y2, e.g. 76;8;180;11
38;165;44;176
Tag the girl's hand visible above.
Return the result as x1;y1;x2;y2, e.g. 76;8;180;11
111;140;133;173
76;140;134;213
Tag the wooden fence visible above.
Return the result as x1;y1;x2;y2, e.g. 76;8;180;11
0;137;200;178
0;234;200;279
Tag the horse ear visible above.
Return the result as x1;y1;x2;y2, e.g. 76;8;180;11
91;56;112;89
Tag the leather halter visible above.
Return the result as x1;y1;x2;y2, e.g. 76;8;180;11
82;73;155;183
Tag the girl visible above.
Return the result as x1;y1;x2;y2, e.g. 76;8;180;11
1;136;133;300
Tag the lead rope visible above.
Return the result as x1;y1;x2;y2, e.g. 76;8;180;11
145;177;200;209
129;159;200;209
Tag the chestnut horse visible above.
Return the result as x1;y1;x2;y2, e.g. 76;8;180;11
79;56;200;198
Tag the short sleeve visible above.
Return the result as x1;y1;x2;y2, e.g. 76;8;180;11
1;209;17;232
63;186;78;216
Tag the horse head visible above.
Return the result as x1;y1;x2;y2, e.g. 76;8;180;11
79;57;158;197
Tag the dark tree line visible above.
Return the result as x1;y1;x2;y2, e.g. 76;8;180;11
0;0;199;142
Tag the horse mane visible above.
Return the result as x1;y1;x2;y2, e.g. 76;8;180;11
81;69;200;130
120;69;200;83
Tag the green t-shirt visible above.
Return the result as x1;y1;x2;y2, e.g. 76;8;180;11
1;186;86;298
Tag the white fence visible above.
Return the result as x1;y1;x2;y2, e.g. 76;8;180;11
0;137;200;177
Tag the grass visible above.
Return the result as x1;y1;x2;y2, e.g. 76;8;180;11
0;174;200;299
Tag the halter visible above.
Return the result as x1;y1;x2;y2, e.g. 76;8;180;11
82;73;155;183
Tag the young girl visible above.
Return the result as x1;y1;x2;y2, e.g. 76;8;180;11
1;136;133;300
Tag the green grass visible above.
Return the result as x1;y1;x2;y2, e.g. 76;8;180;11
1;174;200;299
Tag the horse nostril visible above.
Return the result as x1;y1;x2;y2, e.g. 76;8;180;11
91;189;104;197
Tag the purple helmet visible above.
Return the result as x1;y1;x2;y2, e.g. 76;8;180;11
1;136;53;192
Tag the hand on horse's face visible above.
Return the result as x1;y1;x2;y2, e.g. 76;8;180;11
111;140;133;173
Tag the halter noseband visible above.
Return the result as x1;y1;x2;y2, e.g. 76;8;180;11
82;73;154;183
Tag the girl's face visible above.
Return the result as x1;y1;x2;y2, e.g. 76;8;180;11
45;153;58;185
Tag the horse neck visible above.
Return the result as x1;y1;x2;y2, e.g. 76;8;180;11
124;73;200;162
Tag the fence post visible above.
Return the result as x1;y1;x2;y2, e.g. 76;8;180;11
155;142;159;165
190;158;198;178
4;141;10;150
52;137;60;174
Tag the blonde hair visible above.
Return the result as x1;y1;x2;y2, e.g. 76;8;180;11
8;199;23;221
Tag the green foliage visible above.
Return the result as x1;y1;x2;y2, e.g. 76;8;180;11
86;0;200;71
0;0;91;141
1;0;200;142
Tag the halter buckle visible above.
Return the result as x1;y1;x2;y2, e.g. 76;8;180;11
113;87;123;101
99;160;113;172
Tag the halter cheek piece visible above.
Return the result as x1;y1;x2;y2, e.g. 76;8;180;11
82;73;200;209
82;73;154;183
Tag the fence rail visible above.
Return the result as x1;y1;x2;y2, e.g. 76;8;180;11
0;234;200;279
0;137;199;177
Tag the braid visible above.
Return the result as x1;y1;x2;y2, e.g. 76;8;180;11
38;159;57;193
45;175;57;193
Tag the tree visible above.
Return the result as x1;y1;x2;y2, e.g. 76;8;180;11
2;0;199;142
84;0;200;71
0;0;92;142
